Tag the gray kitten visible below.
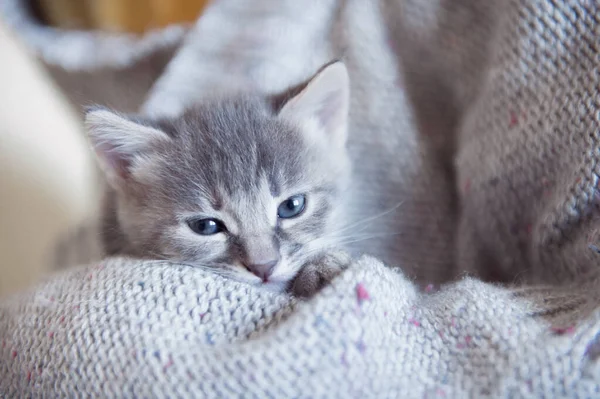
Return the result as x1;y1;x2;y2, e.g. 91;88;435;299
86;61;352;296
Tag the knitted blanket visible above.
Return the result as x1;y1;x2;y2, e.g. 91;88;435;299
1;257;599;397
3;0;600;396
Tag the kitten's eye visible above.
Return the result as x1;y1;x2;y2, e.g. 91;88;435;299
277;195;306;219
187;218;226;235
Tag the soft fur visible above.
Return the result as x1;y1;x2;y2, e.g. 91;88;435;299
87;62;352;294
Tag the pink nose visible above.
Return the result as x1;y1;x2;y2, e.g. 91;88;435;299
244;259;278;281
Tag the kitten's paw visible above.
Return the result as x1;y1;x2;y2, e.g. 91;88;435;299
290;250;352;298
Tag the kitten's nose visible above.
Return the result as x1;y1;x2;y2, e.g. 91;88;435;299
244;259;278;281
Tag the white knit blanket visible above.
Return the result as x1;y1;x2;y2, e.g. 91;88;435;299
1;257;599;397
3;0;600;396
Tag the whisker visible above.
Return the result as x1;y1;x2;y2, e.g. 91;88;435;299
328;201;404;237
296;232;404;259
303;231;403;248
134;250;239;277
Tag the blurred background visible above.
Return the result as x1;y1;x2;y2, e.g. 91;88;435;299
33;0;208;33
0;0;211;296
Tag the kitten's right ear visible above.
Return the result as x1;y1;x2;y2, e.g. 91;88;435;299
85;108;170;184
278;61;350;148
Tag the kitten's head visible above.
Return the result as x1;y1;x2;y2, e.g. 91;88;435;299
87;62;351;291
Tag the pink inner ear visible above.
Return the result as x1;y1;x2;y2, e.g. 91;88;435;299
317;91;343;128
96;142;132;180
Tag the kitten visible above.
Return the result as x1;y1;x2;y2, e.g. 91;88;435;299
86;61;353;296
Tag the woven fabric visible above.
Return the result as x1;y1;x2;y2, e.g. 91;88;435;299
2;0;600;396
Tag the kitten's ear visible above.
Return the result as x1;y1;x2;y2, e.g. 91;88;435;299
85;108;170;185
279;61;350;146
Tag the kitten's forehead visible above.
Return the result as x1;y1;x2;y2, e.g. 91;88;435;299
221;177;278;232
152;96;307;205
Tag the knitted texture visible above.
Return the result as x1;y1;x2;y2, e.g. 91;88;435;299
1;257;600;397
455;0;600;283
2;0;600;396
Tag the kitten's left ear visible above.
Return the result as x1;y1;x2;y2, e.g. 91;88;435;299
279;61;350;147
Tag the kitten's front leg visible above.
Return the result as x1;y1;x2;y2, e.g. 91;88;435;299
290;250;352;298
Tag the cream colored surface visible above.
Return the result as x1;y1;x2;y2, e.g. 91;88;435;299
0;21;97;296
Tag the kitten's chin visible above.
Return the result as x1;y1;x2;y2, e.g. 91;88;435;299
230;273;288;293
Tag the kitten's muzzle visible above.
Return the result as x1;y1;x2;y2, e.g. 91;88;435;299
238;235;280;282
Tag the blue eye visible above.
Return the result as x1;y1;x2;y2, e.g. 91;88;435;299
187;218;225;235
277;195;306;219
